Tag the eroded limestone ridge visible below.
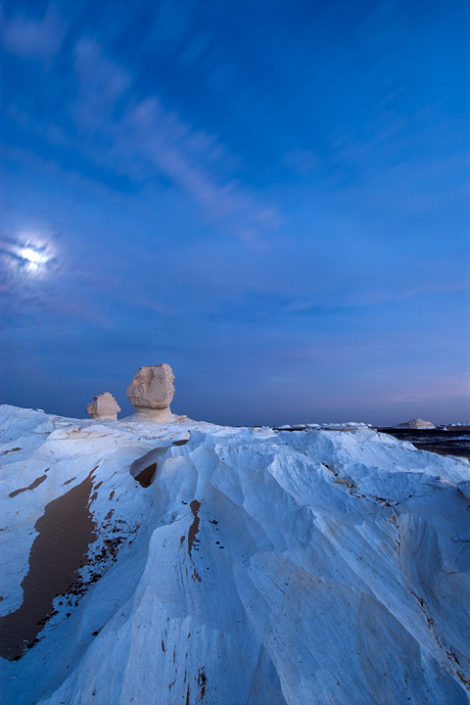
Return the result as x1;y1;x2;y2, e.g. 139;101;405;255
127;363;175;422
86;392;121;420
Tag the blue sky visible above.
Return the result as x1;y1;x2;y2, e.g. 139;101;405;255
1;0;469;425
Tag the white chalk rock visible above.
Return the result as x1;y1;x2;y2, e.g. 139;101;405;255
0;405;469;705
127;363;175;422
399;418;436;429
85;392;120;420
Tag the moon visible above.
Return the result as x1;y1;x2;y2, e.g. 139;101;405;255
17;245;52;273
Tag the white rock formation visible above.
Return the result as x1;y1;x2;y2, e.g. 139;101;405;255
398;418;436;429
85;392;120;420
127;364;175;422
0;404;469;705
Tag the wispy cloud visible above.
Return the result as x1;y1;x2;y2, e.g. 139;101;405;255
72;37;131;128
5;22;282;243
126;96;281;240
1;5;65;58
64;36;282;242
284;281;470;314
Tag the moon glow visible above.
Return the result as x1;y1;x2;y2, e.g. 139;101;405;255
18;245;51;272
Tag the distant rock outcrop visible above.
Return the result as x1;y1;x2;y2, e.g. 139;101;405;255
398;418;435;429
85;392;120;420
127;363;175;422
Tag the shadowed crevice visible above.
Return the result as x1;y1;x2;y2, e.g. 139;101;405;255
129;446;173;488
135;463;157;488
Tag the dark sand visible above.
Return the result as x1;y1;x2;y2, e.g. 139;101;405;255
9;473;48;498
0;471;97;661
377;427;470;459
187;500;201;559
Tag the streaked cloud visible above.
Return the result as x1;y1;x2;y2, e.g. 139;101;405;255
2;5;65;58
68;39;283;242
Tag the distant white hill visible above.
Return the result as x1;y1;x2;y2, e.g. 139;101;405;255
0;405;469;705
396;418;436;429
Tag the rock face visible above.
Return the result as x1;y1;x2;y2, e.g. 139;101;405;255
127;363;175;422
399;418;436;429
85;392;120;420
1;405;469;705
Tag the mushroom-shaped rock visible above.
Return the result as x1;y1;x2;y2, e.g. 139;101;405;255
127;364;175;422
86;392;121;420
